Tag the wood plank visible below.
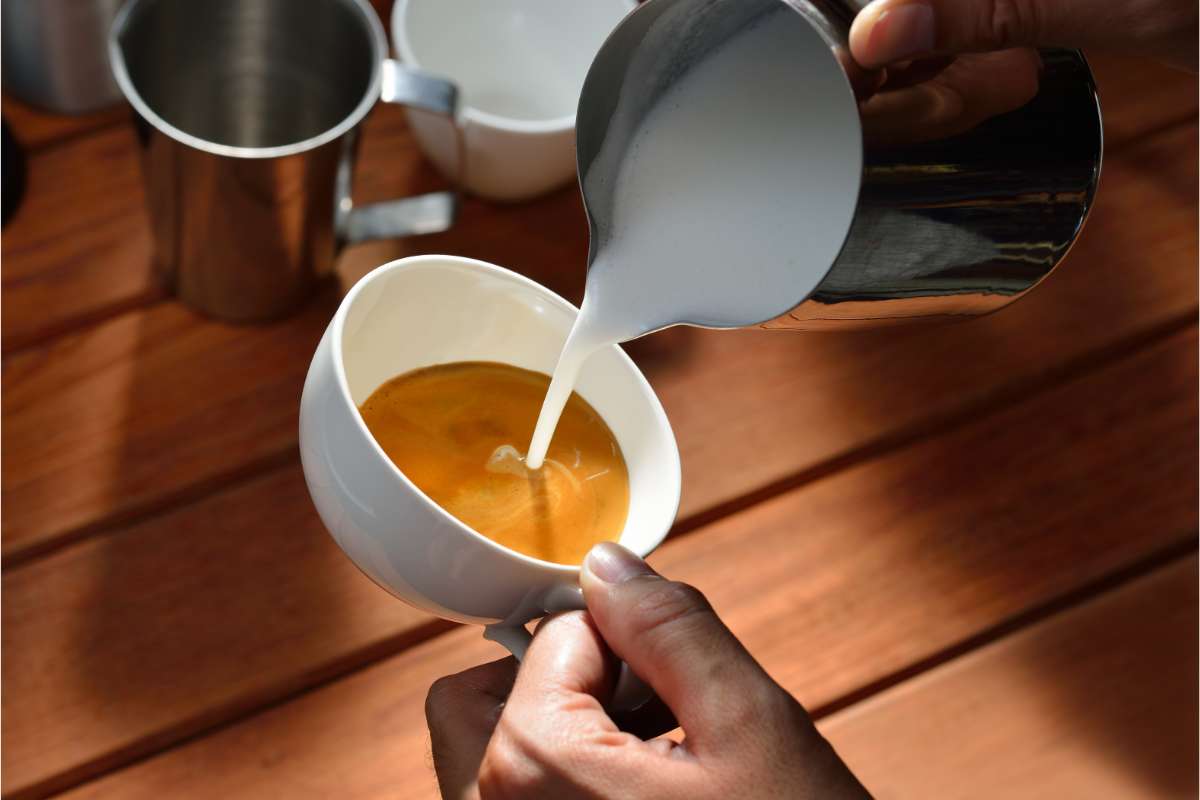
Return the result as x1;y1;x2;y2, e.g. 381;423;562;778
0;46;1183;156
1;95;127;152
1086;53;1198;147
20;325;1198;799
0;124;160;351
0;102;460;353
0;0;401;348
7;119;1195;564
1;292;339;563
821;556;1199;799
1;51;1192;351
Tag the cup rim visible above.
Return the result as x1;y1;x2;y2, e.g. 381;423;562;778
109;0;387;159
330;254;681;575
390;0;635;135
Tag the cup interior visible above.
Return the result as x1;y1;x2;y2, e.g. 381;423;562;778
336;257;680;563
113;0;382;152
394;0;632;127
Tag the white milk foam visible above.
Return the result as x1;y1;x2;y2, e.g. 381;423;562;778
526;9;862;468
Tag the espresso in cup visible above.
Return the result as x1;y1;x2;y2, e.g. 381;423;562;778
359;361;629;565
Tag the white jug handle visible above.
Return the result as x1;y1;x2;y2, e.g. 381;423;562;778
338;60;463;245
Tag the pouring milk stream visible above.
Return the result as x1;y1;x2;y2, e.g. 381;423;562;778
525;11;860;468
521;0;1102;468
296;0;1098;692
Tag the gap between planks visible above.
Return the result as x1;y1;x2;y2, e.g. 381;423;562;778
5;306;1194;575
17;321;1197;800
2;68;1195;358
808;535;1199;720
673;309;1198;539
819;554;1199;798
4;110;1195;563
2;56;1195;797
3;106;1196;560
15;618;460;800
4;310;1194;583
45;539;1198;800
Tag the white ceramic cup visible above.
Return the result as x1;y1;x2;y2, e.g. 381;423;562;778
299;255;680;660
391;0;634;201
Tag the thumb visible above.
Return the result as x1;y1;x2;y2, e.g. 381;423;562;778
849;0;1199;70
580;543;783;754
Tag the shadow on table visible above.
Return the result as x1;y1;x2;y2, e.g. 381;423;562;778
59;96;1197;795
745;130;1198;794
62;147;609;778
62;294;375;772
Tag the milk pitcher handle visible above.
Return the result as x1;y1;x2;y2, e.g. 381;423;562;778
484;585;655;713
339;60;462;244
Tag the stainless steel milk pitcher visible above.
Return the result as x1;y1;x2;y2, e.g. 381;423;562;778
3;0;125;114
110;0;460;321
577;0;1103;329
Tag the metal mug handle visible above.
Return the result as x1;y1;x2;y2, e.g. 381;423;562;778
337;59;463;245
484;584;655;713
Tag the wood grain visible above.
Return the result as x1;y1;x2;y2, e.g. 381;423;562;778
0;124;161;351
1086;54;1198;147
1;292;339;563
822;556;1199;799
19;325;1197;799
4;121;1195;564
3;44;1196;800
1;53;1193;352
1;95;128;151
0;102;460;353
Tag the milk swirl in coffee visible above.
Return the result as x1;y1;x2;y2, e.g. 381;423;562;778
359;11;858;555
360;362;628;565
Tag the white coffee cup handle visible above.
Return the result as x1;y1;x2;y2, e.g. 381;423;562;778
339;60;464;244
483;584;655;713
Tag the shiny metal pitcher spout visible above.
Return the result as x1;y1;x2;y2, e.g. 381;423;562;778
576;0;1102;330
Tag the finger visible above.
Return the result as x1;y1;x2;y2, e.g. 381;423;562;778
425;658;518;800
850;0;1198;71
878;55;954;91
861;49;1040;147
482;612;665;797
835;47;887;100
533;612;679;740
502;611;622;745
580;543;783;753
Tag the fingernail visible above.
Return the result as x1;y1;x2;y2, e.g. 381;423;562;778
865;3;935;65
585;542;654;584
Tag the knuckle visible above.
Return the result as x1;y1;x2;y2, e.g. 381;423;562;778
982;0;1042;48
535;609;591;641
1135;3;1196;44
967;49;1040;124
925;80;968;124
478;731;542;799
629;580;713;639
478;714;578;798
626;580;726;670
730;674;792;730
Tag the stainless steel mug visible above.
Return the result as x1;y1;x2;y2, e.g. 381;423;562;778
3;0;125;114
577;0;1103;330
110;0;459;321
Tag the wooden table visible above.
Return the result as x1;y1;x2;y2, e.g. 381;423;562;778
3;49;1197;800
